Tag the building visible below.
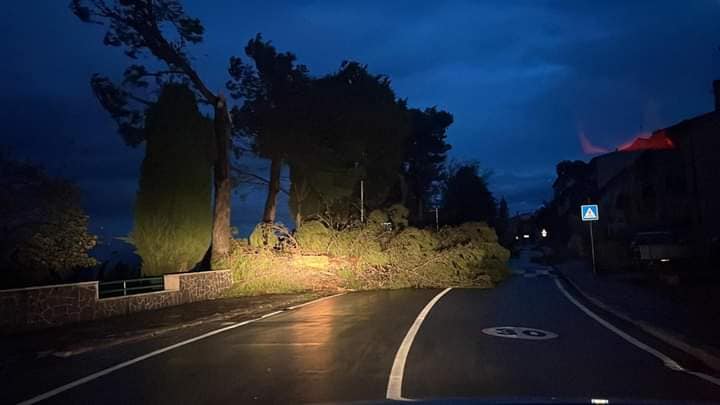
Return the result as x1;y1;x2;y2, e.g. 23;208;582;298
586;82;720;269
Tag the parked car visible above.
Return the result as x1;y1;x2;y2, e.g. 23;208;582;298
630;231;690;270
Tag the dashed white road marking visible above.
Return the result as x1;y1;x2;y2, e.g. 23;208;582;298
554;278;720;387
386;287;453;401
15;293;346;405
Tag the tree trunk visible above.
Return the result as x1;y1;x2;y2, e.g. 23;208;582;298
210;96;232;261
295;210;302;228
398;173;408;209
262;156;282;223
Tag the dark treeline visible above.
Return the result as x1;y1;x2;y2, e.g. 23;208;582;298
228;35;498;230
1;0;507;286
69;0;502;271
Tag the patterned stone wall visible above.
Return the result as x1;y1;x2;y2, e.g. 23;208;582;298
1;270;232;334
170;270;234;304
0;282;98;332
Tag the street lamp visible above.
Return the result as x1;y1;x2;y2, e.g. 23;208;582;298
541;228;548;238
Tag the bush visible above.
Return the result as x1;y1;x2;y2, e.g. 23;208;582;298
227;206;510;295
248;223;279;249
294;221;333;253
293;207;510;290
226;241;347;295
0;155;97;288
387;204;409;229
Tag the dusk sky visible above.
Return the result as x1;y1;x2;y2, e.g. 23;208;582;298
3;1;720;241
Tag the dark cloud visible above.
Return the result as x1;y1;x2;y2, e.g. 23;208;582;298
2;0;719;236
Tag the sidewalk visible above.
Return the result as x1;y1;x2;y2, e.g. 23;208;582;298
554;258;720;369
0;291;326;374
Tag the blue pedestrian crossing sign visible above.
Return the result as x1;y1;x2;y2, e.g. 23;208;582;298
581;204;599;221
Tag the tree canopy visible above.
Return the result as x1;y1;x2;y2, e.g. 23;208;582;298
287;61;410;227
441;163;497;226
0;153;97;288
228;34;312;224
403;107;453;224
71;0;233;259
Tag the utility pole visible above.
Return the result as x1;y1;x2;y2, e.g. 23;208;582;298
435;207;439;231
360;180;364;223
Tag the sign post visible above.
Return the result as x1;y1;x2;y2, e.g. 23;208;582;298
581;204;599;275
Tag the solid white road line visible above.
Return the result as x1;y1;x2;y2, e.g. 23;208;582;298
559;272;720;372
554;278;720;387
386;287;453;401
16;293;346;405
286;292;347;310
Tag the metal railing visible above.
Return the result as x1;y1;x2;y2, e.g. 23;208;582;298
98;277;164;299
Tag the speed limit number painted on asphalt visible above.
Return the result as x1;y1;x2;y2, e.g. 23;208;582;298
482;326;558;340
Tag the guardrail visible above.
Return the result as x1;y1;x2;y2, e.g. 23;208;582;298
98;277;164;299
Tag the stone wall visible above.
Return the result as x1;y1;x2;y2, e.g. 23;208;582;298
173;270;234;303
0;270;232;334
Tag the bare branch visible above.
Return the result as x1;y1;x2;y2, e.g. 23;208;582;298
232;167;290;195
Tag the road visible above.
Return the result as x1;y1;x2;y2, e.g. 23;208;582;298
5;249;720;404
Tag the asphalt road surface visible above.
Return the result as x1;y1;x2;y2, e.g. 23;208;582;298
6;249;720;404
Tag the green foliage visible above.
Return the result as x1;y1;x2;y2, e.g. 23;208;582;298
387;204;410;229
228;35;312;223
441;163;497;226
248;223;279;249
438;221;498;246
292;206;509;290
294;220;333;253
75;0;235;260
226;241;348;295
225;248;308;295
226;207;509;295
0;155;97;288
288;62;410;224
72;0;209;146
404;107;453;224
131;84;213;276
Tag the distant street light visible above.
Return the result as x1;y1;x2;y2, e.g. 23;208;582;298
522;234;530;239
541;228;548;238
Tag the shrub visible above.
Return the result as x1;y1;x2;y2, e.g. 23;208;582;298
248;223;279;249
387;204;410;229
293;207;510;290
226;241;346;295
294;220;333;253
0;155;97;288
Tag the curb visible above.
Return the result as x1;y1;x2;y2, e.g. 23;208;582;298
553;266;720;373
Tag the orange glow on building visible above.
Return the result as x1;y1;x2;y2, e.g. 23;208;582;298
618;130;674;152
